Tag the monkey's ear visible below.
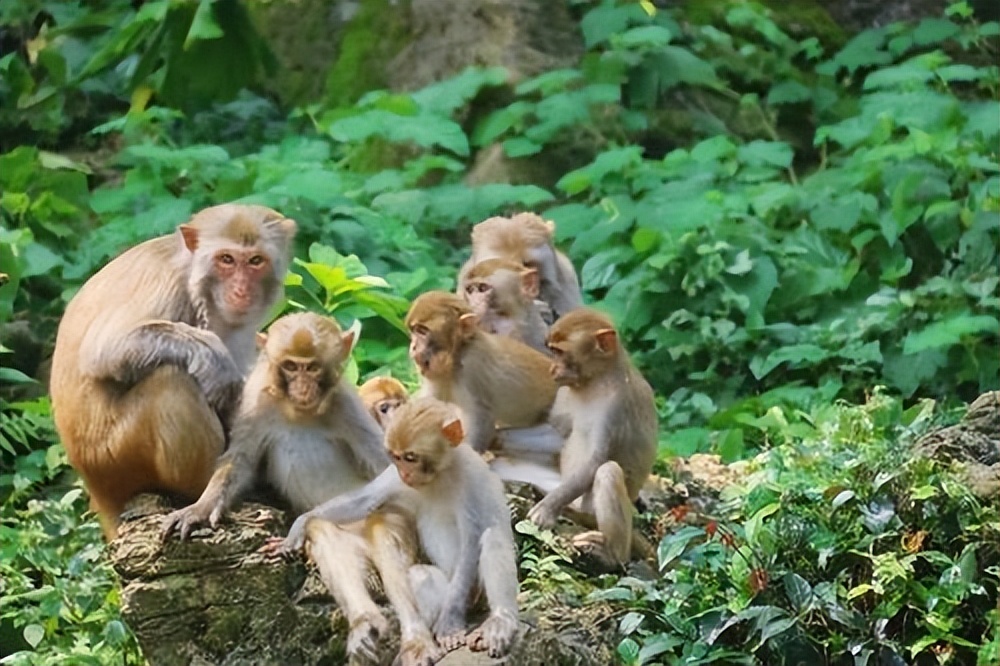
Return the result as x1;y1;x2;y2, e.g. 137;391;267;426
178;224;199;252
544;219;556;236
255;332;268;350
521;268;541;299
344;319;362;354
594;328;618;354
269;217;298;240
441;419;464;446
458;313;479;338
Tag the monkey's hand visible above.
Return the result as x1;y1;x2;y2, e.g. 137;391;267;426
161;501;217;542
527;497;561;530
259;514;309;560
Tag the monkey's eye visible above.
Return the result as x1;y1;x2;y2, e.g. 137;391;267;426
410;324;429;336
218;253;236;265
547;346;562;357
280;360;298;372
305;361;320;372
477;284;490;293
248;254;266;267
465;284;476;294
402;452;419;463
379;403;391;414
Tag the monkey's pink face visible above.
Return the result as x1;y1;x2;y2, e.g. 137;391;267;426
547;345;581;387
463;281;494;314
278;357;326;412
389;450;436;488
212;248;273;321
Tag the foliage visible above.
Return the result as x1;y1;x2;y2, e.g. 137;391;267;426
0;400;140;665
595;393;999;665
0;0;997;663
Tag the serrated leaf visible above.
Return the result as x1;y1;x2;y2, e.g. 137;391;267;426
185;0;224;48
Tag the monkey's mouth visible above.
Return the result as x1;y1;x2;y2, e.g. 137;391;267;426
287;378;322;410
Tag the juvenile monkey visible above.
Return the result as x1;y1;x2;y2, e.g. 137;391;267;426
272;397;520;661
358;375;409;429
457;212;582;321
162;313;435;662
406;291;557;453
50;204;296;540
462;258;549;354
517;308;657;566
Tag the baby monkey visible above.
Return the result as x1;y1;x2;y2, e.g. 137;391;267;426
271;397;520;663
358;376;409;429
462;258;549;354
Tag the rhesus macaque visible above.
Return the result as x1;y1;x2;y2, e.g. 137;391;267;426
515;308;657;567
163;312;437;662
406;291;557;453
49;204;296;540
462;258;549;354
272;397;520;661
457;212;582;321
358;375;409;429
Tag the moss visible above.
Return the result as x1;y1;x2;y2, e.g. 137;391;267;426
323;0;412;109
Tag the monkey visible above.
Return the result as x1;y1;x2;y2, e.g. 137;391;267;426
269;397;520;661
49;204;296;540
358;375;409;429
457;212;582;321
406;291;557;453
162;312;440;663
462;258;549;354
499;308;658;567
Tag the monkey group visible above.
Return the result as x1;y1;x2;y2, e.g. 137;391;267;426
50;206;658;664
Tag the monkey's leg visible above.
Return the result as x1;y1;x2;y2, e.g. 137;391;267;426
305;519;388;661
82;367;224;540
365;512;443;666
407;564;450;628
466;527;519;658
572;461;632;566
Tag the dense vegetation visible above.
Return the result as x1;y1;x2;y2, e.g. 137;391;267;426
1;0;996;664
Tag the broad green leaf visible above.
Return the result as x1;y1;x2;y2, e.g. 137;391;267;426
738;140;793;168
783;573;812;612
329;111;470;156
185;0;224;48
903;314;999;354
767;79;811;105
749;344;830;379
658;525;704;570
617;25;673;49
411;66;508;116
23;623;44;648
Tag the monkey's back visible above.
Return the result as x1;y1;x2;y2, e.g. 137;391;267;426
50;235;193;448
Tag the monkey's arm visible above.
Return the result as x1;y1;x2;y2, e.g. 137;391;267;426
85;320;244;422
527;435;608;529
161;431;267;540
278;467;401;554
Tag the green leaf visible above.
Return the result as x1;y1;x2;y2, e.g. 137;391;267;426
23;623;44;648
580;5;632;48
749;344;830;379
903;314;999;354
658;525;704;570
329;111;470;156
411;66;508;116
617;637;641;665
738;140;793;169
783;573;813;612
767;79;811;105
656;46;721;89
912;18;961;45
617;25;673;49
185;0;224;48
503;137;542;158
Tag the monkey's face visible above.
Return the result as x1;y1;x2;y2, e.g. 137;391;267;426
464;279;495;315
278;355;327;411
209;247;276;325
407;322;460;379
385;397;463;487
372;397;404;428
547;311;619;388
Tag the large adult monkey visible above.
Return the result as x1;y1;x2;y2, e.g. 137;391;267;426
496;308;657;567
406;291;557;453
163;312;439;664
456;212;582;321
50;204;296;540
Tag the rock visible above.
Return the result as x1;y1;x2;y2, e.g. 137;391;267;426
915;391;1000;497
108;495;617;666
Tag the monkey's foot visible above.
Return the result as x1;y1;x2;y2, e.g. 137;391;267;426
395;634;444;666
346;610;389;661
572;530;625;568
436;630;467;653
467;611;518;658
